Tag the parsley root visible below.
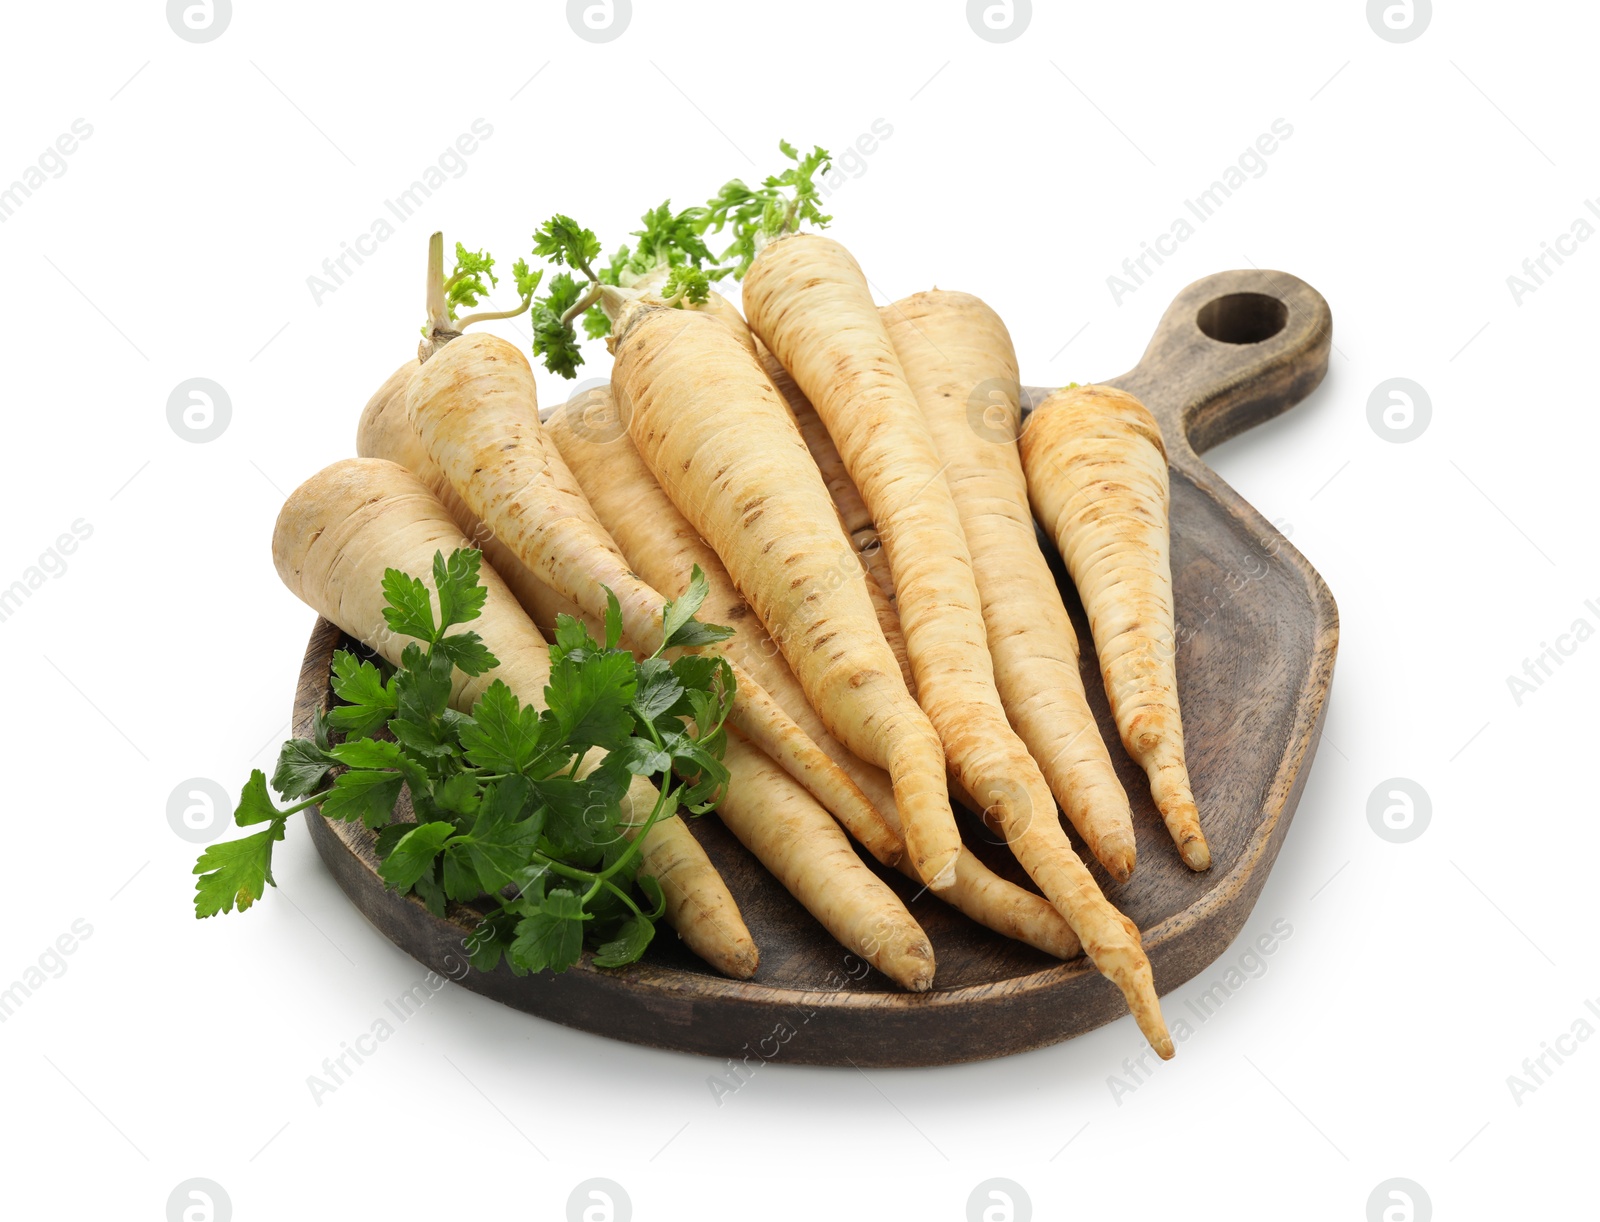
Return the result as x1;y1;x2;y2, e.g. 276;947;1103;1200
738;232;1170;1055
546;384;1081;960
882;290;1139;882
607;304;963;893
268;456;759;978
753;341;914;695
1020;385;1210;872
404;332;892;857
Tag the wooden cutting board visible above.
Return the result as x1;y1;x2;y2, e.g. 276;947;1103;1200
297;268;1339;1067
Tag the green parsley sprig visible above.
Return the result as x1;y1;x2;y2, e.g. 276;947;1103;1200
194;549;737;976
420;231;542;360
528;203;726;378
700;139;833;279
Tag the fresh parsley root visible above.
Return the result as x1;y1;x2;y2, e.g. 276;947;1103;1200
881;292;1142;883
194;543;741;978
545;383;1082;966
715;141;1173;1055
407;331;896;861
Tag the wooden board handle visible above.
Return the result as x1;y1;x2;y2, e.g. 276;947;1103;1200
1106;269;1332;463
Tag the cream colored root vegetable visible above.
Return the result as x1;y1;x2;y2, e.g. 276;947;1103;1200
754;343;913;693
679;293;912;691
1020;384;1209;871
548;383;1079;959
357;360;607;645
742;233;1171;1055
543;386;888;869
402;333;891;865
674;294;910;683
717;730;934;989
357;395;940;986
882;290;1139;881
270;456;757;977
607;304;963;893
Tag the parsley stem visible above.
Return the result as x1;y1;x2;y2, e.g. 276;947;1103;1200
581;779;675;904
601;879;647;920
457;298;534;328
559;281;603;327
526;853;595;886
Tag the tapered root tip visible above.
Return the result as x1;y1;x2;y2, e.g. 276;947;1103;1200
1099;833;1137;884
1179;835;1211;872
1154;790;1210;872
1126;999;1175;1061
887;941;937;992
724;944;761;980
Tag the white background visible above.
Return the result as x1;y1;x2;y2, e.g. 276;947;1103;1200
1;1;1593;1218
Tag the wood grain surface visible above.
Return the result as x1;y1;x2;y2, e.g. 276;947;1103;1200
298;268;1340;1066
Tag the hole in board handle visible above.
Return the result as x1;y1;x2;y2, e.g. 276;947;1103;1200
1195;292;1288;345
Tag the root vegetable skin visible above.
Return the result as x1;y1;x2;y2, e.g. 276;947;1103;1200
544;385;901;865
608;303;963;892
401;332;890;865
1020;384;1209;871
357;358;583;636
882;290;1138;882
668;295;911;689
354;400;939;987
717;730;935;990
547;383;1079;959
742;234;1170;1056
269;456;758;978
754;342;913;693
